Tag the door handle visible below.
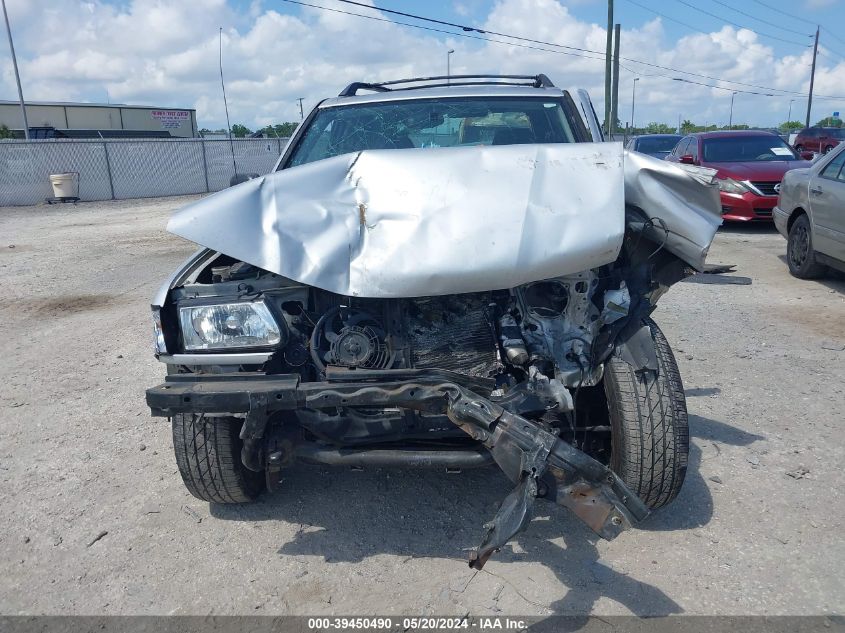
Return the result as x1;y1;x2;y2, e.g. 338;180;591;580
810;186;824;196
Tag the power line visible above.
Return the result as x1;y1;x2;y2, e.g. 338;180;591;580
821;27;845;47
675;0;811;47
622;60;842;102
335;0;607;58
818;48;845;65
621;0;711;36
277;0;845;100
706;0;812;37
618;63;775;96
750;0;816;26
277;0;605;62
622;0;836;90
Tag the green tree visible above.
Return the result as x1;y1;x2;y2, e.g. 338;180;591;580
680;119;697;134
779;121;804;132
645;122;676;134
258;122;299;138
814;116;842;127
0;124;14;139
230;123;252;137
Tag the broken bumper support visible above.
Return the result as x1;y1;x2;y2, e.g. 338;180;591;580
146;370;649;568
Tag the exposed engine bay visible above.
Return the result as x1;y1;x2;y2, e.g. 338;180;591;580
167;257;634;448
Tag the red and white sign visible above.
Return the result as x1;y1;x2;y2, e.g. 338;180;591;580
151;110;190;129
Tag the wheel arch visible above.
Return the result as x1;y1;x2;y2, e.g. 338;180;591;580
786;207;809;233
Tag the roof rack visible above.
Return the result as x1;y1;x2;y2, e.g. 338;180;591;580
338;74;555;97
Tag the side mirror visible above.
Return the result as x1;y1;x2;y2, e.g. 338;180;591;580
800;151;814;161
679;154;695;164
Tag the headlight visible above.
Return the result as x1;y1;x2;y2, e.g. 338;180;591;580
152;307;167;355
716;177;748;194
179;300;282;351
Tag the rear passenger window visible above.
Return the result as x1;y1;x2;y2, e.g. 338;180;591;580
820;152;845;180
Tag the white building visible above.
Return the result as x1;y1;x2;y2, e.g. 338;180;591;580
0;100;198;138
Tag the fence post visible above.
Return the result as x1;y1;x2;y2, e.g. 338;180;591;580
102;141;115;200
200;139;210;193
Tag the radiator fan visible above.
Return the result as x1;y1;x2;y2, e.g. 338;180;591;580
310;307;395;371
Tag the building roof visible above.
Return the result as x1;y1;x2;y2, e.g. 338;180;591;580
0;100;194;111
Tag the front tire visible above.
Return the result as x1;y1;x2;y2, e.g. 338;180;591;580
604;319;689;509
787;213;826;279
823;145;833;154
172;414;265;503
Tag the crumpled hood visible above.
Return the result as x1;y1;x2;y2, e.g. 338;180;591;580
167;143;720;298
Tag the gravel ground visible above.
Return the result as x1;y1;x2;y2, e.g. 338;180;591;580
0;195;843;616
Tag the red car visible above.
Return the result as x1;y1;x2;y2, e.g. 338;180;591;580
665;130;811;221
793;127;845;155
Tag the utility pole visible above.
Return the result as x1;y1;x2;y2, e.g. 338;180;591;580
2;0;29;139
447;49;454;84
297;97;304;120
806;27;819;128
729;92;737;128
219;27;237;176
630;77;639;135
604;0;614;137
610;23;621;140
788;99;795;122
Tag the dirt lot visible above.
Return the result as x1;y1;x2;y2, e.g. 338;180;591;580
0;195;843;616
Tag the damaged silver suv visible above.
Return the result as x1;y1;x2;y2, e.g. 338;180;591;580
146;74;721;568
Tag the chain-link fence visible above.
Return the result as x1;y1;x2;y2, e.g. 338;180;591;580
0;137;289;206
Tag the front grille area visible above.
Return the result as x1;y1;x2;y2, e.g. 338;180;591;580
407;294;497;378
750;181;780;196
753;208;774;217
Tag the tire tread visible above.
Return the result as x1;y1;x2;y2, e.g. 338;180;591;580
605;319;688;509
172;414;264;504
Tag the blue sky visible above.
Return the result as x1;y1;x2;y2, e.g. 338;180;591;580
2;0;843;128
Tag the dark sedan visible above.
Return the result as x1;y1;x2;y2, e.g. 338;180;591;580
626;134;682;159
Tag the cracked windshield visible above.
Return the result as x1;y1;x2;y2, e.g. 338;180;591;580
287;97;578;167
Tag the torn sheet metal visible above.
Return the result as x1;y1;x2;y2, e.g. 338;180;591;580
623;150;722;271
168;143;626;298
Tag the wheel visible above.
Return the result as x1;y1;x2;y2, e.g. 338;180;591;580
794;144;803;152
172;414;265;503
787;213;826;279
823;145;833;154
603;319;688;509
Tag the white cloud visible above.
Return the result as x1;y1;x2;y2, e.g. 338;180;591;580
0;0;842;129
804;0;837;8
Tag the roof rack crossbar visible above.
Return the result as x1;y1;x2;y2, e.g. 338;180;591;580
338;74;555;96
338;82;392;97
391;80;541;91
